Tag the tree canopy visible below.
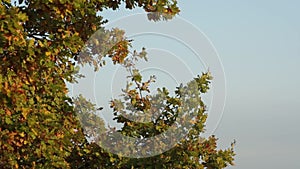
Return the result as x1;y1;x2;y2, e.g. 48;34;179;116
0;0;235;168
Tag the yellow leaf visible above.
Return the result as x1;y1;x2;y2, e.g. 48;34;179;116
31;128;37;136
45;51;51;56
19;132;25;137
38;40;44;47
21;108;30;119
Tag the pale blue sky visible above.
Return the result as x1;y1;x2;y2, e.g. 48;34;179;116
71;1;300;168
179;1;300;169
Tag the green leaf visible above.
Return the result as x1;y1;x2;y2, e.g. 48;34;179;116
5;116;12;124
132;69;142;82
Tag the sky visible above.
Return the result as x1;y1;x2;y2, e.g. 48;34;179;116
70;0;300;168
178;1;300;169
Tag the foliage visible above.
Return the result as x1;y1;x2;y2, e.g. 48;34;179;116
0;0;235;168
104;54;236;168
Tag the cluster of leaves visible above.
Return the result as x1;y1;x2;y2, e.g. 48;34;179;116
105;54;235;168
78;28;131;71
0;0;235;168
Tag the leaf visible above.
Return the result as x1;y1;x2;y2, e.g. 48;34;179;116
5;117;12;124
132;69;142;83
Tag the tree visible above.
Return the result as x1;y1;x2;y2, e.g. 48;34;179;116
0;0;235;168
95;53;235;169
